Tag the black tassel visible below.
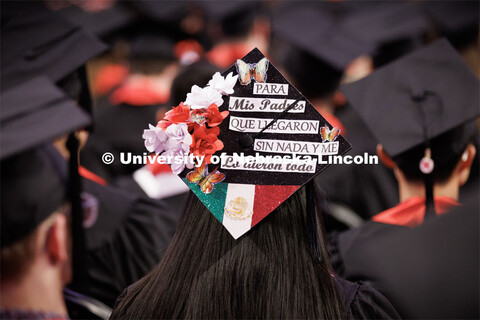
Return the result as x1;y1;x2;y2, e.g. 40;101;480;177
306;180;322;264
67;133;86;290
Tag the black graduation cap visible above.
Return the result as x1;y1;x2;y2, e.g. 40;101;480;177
340;2;429;67
271;4;371;71
57;4;137;42
129;33;176;62
0;1;107;95
128;0;188;25
341;39;479;215
341;2;428;47
142;48;351;240
423;1;479;49
1;76;91;289
1;147;66;248
1;77;91;159
199;0;257;20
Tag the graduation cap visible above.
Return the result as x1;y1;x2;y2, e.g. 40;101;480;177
128;0;188;25
1;1;107;113
1;147;66;248
340;2;429;67
57;4;137;42
270;5;371;99
0;76;91;289
1;77;91;159
341;39;479;217
423;1;479;49
272;5;370;71
142;48;351;241
129;33;176;62
198;0;258;38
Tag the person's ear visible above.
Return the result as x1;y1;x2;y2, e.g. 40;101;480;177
457;143;476;186
377;144;396;169
46;214;69;265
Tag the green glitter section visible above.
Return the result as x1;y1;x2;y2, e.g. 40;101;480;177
183;179;228;223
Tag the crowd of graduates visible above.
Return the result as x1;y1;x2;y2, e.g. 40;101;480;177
1;1;479;319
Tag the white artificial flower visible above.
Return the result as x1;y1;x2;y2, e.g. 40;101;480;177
207;72;238;95
164;123;192;151
142;124;167;155
163;123;193;174
184;85;223;109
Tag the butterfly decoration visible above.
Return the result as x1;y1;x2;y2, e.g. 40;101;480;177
186;162;226;194
320;125;341;142
236;57;269;85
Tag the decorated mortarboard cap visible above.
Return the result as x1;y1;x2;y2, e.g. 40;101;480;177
0;1;107;92
142;48;351;238
341;38;479;159
1;147;66;248
271;5;371;71
1;76;91;159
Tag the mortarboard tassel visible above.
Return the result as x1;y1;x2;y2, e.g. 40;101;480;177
420;147;435;218
78;66;94;131
306;180;323;264
67;133;87;290
413;91;438;219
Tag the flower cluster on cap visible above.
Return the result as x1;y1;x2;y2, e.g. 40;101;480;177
142;72;238;174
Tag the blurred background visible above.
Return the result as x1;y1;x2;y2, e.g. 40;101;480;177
52;0;478;226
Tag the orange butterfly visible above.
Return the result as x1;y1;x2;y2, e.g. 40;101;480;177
236;57;269;85
320;125;341;142
186;162;225;194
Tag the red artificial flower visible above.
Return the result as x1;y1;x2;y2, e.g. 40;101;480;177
204;103;229;127
157;120;172;130
190;125;224;163
191;103;229;127
164;102;191;124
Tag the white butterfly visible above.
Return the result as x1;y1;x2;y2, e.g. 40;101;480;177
235;57;269;85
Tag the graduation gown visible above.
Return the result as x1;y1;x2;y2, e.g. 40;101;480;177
316;104;399;231
328;198;479;318
72;178;181;307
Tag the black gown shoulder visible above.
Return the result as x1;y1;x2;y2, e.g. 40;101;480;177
328;221;405;278
76;179;180;307
334;276;400;319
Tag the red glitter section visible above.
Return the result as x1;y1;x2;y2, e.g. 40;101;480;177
251;185;300;227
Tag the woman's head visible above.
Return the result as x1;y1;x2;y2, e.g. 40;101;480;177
111;185;344;319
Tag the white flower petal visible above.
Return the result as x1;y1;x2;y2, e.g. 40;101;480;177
185;85;224;109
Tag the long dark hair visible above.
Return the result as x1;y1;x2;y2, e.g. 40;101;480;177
111;186;345;319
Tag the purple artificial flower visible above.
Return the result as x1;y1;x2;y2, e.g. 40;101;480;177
142;124;167;155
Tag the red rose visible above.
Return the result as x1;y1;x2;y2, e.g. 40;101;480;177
164;102;191;124
190;125;224;163
204;103;229;127
157;120;172;130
